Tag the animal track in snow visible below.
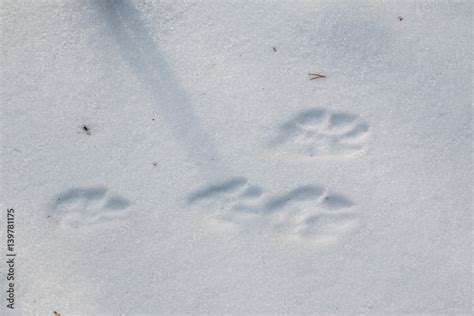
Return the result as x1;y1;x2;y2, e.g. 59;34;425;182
187;178;359;245
271;108;369;157
187;178;264;230
50;186;131;228
260;186;358;244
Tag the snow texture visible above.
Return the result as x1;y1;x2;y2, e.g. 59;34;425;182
1;0;472;314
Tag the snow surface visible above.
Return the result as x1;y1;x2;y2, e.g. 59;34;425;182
1;0;472;314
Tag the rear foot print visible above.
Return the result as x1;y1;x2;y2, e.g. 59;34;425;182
187;177;264;229
50;186;131;228
263;188;359;245
271;108;369;157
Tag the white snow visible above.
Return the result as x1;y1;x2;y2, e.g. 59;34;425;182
1;0;472;314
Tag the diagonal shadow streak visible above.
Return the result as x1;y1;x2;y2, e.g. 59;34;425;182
96;0;224;175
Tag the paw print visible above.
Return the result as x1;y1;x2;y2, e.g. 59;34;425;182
271;108;369;157
264;188;359;244
50;186;131;228
188;179;359;246
187;177;263;228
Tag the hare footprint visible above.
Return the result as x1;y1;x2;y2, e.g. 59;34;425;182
50;186;131;228
187;178;263;228
187;178;359;245
271;108;369;157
